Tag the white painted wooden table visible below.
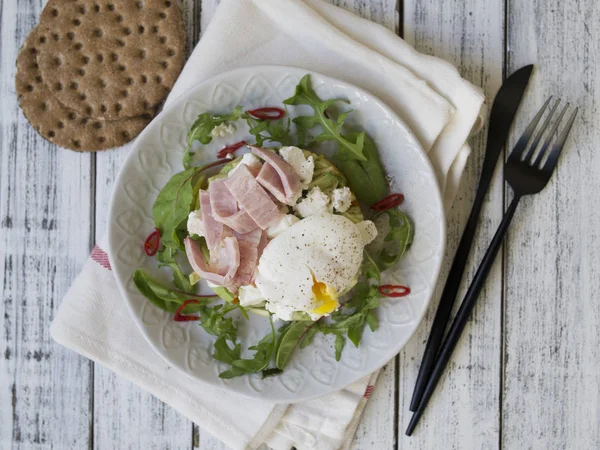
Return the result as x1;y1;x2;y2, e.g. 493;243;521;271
1;0;599;448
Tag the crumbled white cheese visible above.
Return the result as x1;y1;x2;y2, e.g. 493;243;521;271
187;210;204;237
267;214;300;239
294;187;332;218
355;220;378;245
279;146;314;185
228;153;261;177
210;123;236;138
238;285;265;307
331;187;353;213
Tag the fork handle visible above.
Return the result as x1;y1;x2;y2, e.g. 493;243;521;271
406;194;521;435
409;179;497;411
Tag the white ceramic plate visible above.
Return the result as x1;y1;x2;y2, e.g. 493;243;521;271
108;66;445;403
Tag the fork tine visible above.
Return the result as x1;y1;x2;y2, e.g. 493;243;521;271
542;107;578;172
510;96;553;160
523;99;561;162
533;102;570;167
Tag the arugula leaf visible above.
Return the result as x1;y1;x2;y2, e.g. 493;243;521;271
152;167;198;249
362;250;381;284
334;333;345;361
284;75;366;161
243;113;294;146
275;321;314;370
183;107;243;168
132;269;210;313
316;282;381;356
334;132;388;206
217;318;276;379
156;248;194;293
319;310;366;333
213;336;242;363
377;209;414;270
299;327;318;349
198;303;239;342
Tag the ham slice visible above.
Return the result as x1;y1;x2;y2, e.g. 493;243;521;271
233;228;263;286
199;190;227;250
250;146;302;204
256;163;287;204
184;236;240;286
224;164;282;229
209;179;257;234
257;231;268;260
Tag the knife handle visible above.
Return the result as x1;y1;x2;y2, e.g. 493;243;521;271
408;172;493;411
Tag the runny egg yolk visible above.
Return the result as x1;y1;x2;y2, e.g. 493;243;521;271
311;276;339;315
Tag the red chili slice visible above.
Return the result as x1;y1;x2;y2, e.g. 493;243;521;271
143;228;160;256
247;107;285;120
217;140;247;159
371;193;405;211
174;299;201;322
378;284;411;298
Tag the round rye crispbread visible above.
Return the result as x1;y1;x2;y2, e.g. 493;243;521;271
16;31;153;151
35;0;186;120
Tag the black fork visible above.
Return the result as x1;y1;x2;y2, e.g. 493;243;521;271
406;97;578;435
502;97;577;230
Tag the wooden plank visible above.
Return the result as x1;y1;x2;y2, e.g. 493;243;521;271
332;0;400;33
398;0;504;448
92;149;193;450
503;1;600;448
350;361;397;450
0;1;93;448
90;0;203;448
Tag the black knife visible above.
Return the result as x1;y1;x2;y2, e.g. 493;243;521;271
408;64;534;413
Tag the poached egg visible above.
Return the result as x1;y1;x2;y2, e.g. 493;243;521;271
253;213;377;321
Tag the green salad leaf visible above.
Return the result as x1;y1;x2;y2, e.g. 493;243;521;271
156;248;194;293
243;113;294;147
213;337;242;364
275;321;314;370
317;282;381;353
284;75;367;161
216;318;276;379
299;327;318;349
183;107;244;168
347;323;364;348
132;269;214;313
152;167;198;249
334;132;388;206
198;303;240;341
212;286;237;303
367;311;378;332
377;209;414;271
153;160;228;251
362;250;381;283
334;333;346;361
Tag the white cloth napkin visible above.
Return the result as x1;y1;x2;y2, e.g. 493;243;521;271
51;1;485;449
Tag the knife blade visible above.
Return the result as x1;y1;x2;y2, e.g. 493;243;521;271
408;64;534;413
